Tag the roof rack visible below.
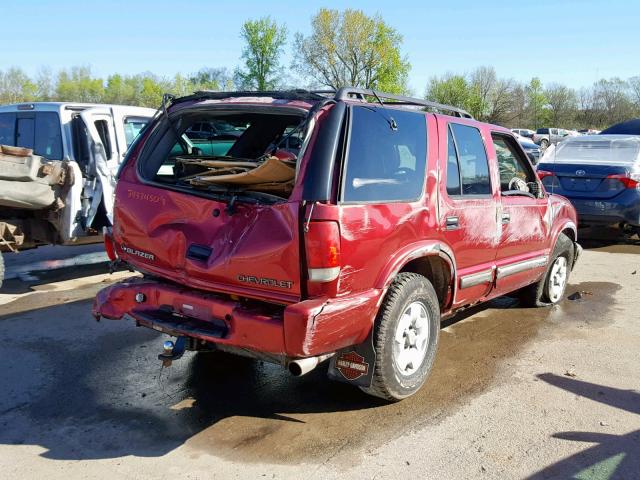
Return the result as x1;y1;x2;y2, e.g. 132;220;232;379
173;87;473;119
335;87;473;118
178;89;334;104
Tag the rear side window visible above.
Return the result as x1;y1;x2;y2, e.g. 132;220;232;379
72;115;90;171
94;120;112;159
342;106;427;203
446;128;461;195
123;117;149;147
0;112;62;160
447;123;491;196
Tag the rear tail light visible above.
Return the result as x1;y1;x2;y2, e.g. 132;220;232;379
103;226;118;262
606;173;640;190
305;221;340;282
536;170;555;180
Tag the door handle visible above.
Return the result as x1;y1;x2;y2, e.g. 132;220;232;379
501;213;511;224
446;216;459;230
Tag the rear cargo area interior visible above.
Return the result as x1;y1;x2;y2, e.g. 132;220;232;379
142;110;307;200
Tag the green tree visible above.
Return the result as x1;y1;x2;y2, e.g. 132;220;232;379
235;17;287;90
293;9;410;94
545;83;577;127
189;67;234;91
35;67;54;101
0;67;37;103
55;66;104;102
104;74;136;104
426;74;472;110
139;75;165;107
591;78;635;127
526;77;548;129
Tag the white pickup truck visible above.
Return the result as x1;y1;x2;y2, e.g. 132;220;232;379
0;102;156;286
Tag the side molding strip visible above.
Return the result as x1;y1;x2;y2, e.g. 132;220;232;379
496;256;548;279
459;269;494;289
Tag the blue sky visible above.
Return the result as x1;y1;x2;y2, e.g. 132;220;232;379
2;0;639;92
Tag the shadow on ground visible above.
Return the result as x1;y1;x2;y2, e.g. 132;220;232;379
0;279;621;465
578;225;640;252
529;374;640;479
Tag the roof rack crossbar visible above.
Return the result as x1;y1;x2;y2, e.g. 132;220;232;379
334;87;473;119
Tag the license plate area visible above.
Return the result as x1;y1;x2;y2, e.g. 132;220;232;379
133;308;228;339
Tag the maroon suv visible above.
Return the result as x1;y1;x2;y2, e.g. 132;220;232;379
93;88;580;401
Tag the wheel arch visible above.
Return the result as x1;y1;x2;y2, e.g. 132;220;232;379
375;242;457;312
552;220;577;247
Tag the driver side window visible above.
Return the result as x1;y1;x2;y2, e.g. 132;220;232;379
491;134;536;193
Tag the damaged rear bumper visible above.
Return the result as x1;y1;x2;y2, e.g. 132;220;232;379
93;277;380;357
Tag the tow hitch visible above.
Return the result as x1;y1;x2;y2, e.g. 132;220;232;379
158;336;186;367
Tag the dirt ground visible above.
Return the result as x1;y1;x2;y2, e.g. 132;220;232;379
0;233;638;480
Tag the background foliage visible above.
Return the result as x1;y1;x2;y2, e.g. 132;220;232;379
1;8;639;129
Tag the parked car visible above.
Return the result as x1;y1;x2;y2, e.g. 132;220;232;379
578;129;601;135
93;88;580;401
600;119;640;135
185;120;244;140
537;135;640;235
514;132;542;164
0;102;156;286
533;128;572;149
511;128;535;139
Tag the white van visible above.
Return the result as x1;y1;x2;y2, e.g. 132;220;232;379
0;102;156;285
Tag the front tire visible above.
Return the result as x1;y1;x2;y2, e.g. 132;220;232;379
0;253;4;289
519;233;574;307
360;273;440;401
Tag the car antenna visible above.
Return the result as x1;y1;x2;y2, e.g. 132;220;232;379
371;90;398;131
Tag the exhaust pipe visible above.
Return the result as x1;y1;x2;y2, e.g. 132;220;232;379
288;353;335;376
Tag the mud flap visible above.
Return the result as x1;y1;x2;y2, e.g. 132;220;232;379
327;330;376;388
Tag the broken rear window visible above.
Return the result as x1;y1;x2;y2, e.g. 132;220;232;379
139;108;307;200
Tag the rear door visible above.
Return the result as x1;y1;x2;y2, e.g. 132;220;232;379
439;119;500;306
79;108;119;225
490;132;550;294
334;105;431;299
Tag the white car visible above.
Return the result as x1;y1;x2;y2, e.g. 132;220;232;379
511;128;535;139
0;102;156;286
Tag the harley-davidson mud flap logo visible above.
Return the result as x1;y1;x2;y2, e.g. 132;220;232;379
327;334;376;387
335;351;369;380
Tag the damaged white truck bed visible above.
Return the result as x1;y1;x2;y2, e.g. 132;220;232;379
0;102;156;287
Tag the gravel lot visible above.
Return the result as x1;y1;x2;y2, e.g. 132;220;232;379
0;236;638;479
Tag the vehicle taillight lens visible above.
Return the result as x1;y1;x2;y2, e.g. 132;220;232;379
536;170;555;180
103;226;118;262
606;173;640;190
305;221;340;282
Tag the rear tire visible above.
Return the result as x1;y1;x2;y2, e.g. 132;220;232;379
519;233;574;307
0;253;4;289
540;139;549;149
360;273;440;401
